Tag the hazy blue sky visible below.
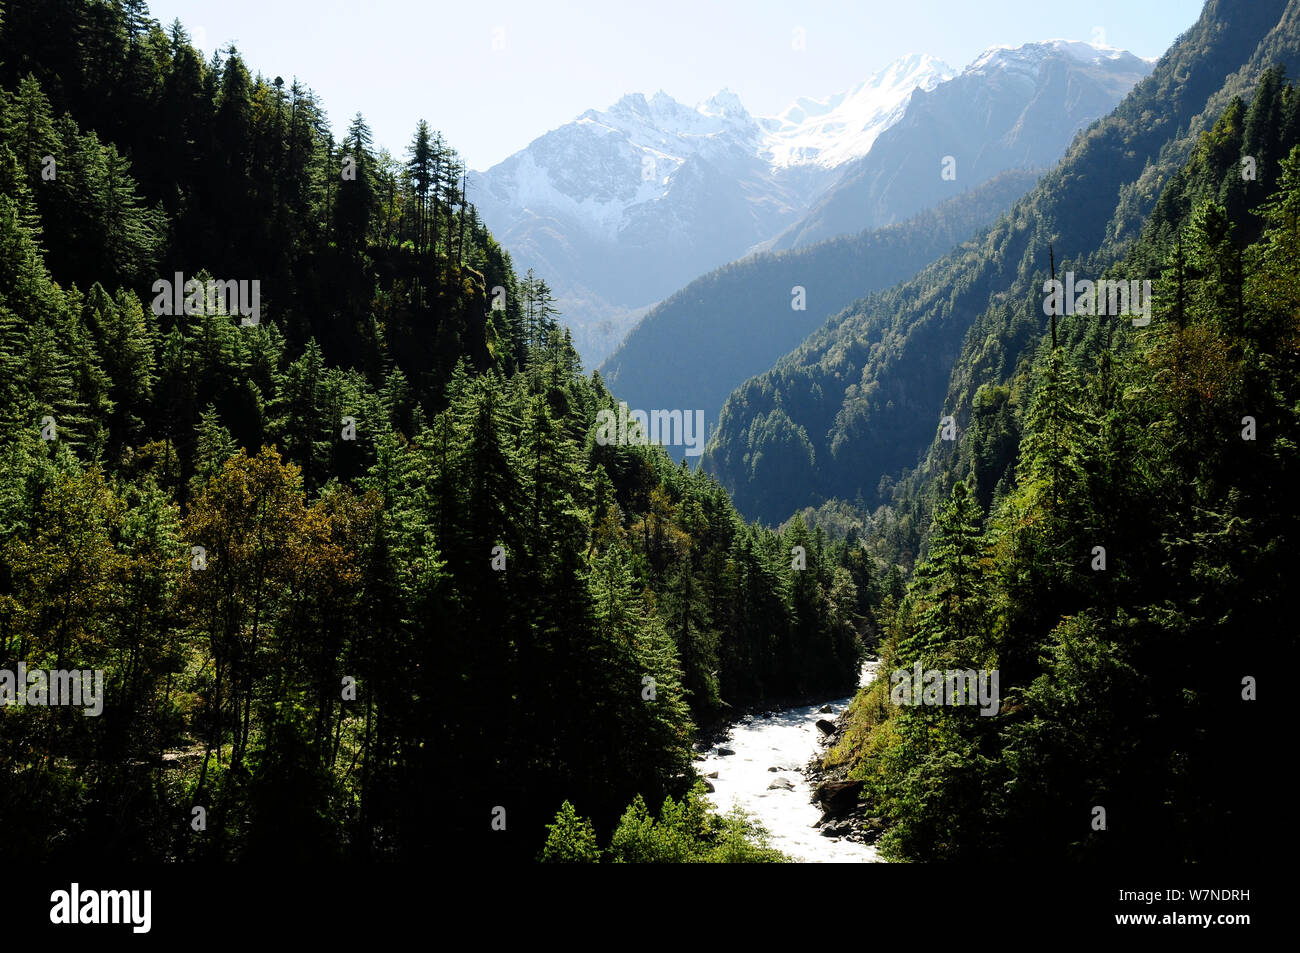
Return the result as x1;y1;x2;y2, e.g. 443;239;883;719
145;0;1207;171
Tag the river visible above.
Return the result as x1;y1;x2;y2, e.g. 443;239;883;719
698;660;881;862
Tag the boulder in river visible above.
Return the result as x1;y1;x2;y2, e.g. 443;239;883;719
815;779;864;815
767;766;780;772
768;777;795;790
702;780;715;793
819;818;853;837
819;704;834;713
705;771;719;779
717;747;735;756
815;719;837;736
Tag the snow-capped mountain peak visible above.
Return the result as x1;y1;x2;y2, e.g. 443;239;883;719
1044;38;1150;64
472;39;1151;368
472;51;965;317
699;88;749;119
964;39;1151;79
481;52;956;183
762;53;955;168
648;89;677;111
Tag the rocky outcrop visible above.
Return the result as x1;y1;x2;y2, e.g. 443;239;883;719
815;779;863;815
802;699;884;846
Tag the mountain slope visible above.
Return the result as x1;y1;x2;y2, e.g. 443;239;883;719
772;40;1153;250
822;74;1300;866
703;0;1300;526
598;168;1041;458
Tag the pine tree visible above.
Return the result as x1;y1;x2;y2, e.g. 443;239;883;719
907;481;990;662
405;120;432;254
192;403;236;489
334;111;376;253
538;801;600;862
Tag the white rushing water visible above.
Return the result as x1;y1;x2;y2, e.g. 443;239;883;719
698;660;880;863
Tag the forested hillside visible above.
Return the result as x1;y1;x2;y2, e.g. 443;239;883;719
822;87;1296;861
0;0;1285;877
704;0;1300;531
599;169;1041;460
0;0;873;861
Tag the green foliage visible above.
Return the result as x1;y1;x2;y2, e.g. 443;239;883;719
0;0;869;861
832;126;1299;864
542;782;785;863
538;801;600;863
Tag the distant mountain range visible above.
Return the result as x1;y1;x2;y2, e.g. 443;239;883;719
477;41;1151;370
474;54;953;366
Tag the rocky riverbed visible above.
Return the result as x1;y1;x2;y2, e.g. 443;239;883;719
802;665;885;848
694;658;882;862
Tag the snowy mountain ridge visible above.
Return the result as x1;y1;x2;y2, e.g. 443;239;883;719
473;40;1148;368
